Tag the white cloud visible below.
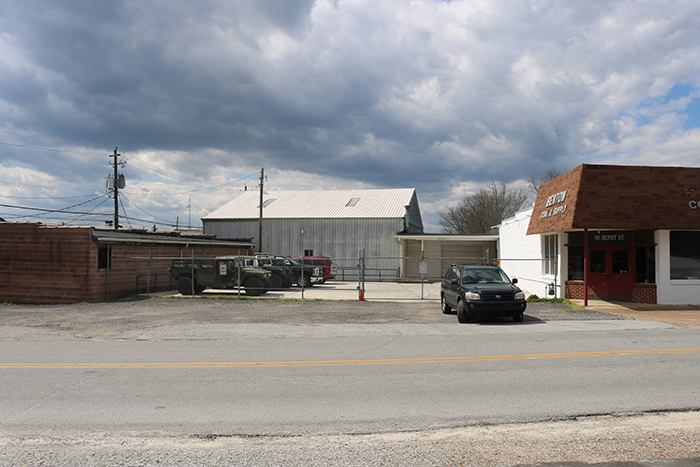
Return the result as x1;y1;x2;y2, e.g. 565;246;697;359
0;0;699;231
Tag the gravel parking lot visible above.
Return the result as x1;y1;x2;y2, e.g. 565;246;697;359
0;296;623;340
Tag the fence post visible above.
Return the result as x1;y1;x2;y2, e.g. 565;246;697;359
147;248;151;296
237;257;241;297
190;249;195;296
357;249;365;300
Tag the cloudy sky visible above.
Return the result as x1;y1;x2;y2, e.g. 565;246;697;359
1;0;699;232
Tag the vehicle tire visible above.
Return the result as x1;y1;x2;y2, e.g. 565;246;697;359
244;277;264;296
457;300;470;324
296;275;311;288
269;274;283;290
441;294;453;314
282;278;293;289
177;276;194;295
513;312;524;322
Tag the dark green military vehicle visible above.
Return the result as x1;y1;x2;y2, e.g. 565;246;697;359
169;256;271;296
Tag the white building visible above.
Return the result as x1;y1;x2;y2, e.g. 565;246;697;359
498;164;700;305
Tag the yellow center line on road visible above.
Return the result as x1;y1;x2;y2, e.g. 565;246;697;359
1;348;699;369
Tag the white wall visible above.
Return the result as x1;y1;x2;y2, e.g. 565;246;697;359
499;209;562;298
656;230;700;305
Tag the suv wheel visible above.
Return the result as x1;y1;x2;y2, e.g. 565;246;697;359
296;275;313;288
441;295;453;314
457;301;470;324
513;312;524;322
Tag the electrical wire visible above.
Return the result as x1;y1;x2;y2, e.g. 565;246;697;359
0;129;94;145
0;203;112;218
66;196;110;225
118;195;133;229
119;193;172;224
0;194;111;220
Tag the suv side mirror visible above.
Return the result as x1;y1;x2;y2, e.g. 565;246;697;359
512;278;518;284
451;278;458;285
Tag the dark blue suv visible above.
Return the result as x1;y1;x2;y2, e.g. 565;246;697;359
441;264;527;323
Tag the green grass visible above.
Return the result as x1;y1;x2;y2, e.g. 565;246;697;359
526;294;586;310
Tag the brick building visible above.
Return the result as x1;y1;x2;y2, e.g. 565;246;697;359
499;164;700;305
0;223;254;303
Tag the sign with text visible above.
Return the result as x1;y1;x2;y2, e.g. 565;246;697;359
589;231;630;244
539;189;568;219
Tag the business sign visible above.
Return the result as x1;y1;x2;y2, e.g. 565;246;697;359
539;189;568;219
589;231;630;244
686;186;700;210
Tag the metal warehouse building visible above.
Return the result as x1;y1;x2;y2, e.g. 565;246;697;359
202;188;424;280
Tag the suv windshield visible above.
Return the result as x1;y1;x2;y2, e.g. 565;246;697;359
271;258;300;266
461;268;510;284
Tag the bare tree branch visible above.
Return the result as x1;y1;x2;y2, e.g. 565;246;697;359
439;180;528;234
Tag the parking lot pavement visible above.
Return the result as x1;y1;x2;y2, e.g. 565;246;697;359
192;281;700;328
199;280;443;302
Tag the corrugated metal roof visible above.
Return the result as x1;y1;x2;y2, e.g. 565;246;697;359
204;188;417;220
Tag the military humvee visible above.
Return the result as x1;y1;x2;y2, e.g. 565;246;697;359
169;256;271;296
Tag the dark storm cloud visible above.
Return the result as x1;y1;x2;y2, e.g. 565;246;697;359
1;0;699;229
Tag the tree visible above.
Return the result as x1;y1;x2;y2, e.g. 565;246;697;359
527;167;562;195
439;181;528;234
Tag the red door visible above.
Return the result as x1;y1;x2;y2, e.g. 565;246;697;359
588;245;634;301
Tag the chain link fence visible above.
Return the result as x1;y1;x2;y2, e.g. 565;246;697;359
113;250;559;301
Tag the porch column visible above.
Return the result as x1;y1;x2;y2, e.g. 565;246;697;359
584;228;589;307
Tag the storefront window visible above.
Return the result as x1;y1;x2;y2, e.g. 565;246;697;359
636;246;655;284
590;250;605;273
612;250;628;274
567;246;583;281
670;231;700;280
543;234;557;276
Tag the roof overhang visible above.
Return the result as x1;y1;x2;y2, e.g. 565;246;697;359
91;228;254;247
527;164;700;235
395;233;498;242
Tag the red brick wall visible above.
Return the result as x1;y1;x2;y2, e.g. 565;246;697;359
632;283;657;304
1;224;94;303
0;224;253;304
565;281;585;300
565;280;657;304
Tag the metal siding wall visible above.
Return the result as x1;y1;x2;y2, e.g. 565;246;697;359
204;218;403;272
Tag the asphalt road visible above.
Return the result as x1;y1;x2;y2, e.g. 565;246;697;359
1;298;699;435
0;297;699;466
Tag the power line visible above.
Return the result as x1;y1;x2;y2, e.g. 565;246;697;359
0;194;111;219
0;203;112;217
66;196;111;225
0;129;94;145
0;192;103;200
120;193;172;224
0;139;103;155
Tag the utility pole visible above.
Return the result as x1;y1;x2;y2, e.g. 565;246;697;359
108;148;126;230
258;167;264;253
